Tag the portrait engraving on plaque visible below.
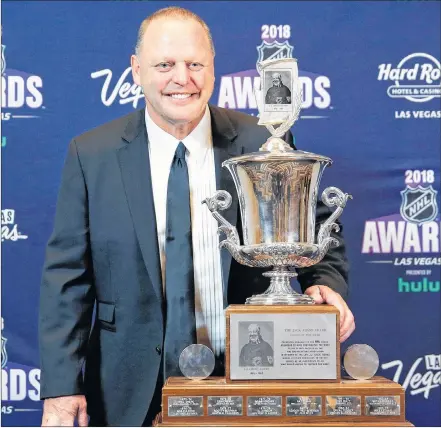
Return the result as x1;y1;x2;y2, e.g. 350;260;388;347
365;396;401;416
207;396;243;416
286;396;322;416
326;396;361;416
247;396;282;417
238;321;274;367
264;69;292;112
168;396;204;417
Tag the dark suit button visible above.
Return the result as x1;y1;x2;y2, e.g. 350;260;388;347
155;345;162;355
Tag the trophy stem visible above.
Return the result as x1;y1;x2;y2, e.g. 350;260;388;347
245;266;315;305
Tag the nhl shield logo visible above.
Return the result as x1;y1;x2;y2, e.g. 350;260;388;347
1;335;7;369
256;40;293;65
400;185;439;224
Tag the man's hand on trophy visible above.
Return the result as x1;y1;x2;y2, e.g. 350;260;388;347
304;285;355;343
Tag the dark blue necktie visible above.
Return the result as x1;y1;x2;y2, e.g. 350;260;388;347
164;142;197;380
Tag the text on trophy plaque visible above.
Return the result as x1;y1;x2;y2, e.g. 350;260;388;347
326;395;361;416
207;396;243;416
286;396;322;416
167;396;203;417
247;396;283;416
365;396;401;416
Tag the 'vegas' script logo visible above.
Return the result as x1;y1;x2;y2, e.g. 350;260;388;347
382;354;441;399
91;67;143;108
1;209;28;242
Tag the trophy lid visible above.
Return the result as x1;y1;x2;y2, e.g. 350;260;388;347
223;138;332;167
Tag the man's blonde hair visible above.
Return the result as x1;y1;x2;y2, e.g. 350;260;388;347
135;6;215;57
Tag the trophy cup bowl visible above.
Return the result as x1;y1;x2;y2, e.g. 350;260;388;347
203;57;351;305
203;147;351;305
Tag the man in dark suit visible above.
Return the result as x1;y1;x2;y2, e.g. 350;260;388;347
39;6;355;427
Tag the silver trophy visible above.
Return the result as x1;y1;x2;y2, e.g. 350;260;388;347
204;57;351;305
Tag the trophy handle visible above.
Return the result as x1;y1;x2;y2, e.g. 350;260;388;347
316;186;353;258
203;191;256;268
202;191;240;246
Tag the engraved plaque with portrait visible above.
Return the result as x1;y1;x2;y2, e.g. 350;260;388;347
229;310;337;380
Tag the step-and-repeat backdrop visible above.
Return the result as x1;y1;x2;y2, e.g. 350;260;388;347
1;1;440;426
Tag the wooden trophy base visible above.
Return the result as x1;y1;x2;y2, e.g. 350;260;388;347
155;376;413;426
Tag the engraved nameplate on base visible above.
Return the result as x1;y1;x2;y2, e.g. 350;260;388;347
207;396;243;416
365;396;401;416
167;396;203;417
247;396;282;416
286;396;322;416
326;395;361;416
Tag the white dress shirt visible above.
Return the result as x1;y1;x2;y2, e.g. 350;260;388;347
145;107;225;356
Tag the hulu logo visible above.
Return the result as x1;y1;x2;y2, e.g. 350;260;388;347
398;277;440;293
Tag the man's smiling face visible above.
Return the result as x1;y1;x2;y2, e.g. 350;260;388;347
132;17;215;129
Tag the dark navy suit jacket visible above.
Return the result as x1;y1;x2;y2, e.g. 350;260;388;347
39;105;349;426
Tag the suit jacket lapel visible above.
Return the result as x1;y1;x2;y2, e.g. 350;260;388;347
209;105;241;305
116;109;163;305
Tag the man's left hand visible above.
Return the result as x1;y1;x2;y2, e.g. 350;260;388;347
304;285;355;342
